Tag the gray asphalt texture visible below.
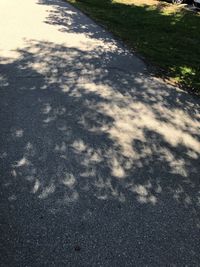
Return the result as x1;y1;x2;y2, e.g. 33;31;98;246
0;0;200;266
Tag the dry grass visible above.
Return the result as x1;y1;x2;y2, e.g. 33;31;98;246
113;0;186;13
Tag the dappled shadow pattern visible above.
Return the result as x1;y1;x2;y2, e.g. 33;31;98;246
0;38;200;265
0;0;200;265
37;0;116;43
37;0;200;91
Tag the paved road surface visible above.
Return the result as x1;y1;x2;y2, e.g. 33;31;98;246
0;0;200;266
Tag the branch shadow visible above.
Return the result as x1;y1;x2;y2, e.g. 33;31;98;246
37;0;116;43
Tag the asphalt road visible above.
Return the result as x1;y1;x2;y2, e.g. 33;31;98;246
0;0;200;266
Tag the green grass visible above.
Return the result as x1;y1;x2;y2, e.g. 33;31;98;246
67;0;200;93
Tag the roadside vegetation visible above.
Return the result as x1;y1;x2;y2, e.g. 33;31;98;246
68;0;200;93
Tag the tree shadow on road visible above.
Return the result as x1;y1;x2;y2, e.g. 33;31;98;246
37;0;200;92
1;0;200;264
0;38;200;266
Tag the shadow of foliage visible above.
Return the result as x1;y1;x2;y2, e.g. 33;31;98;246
0;1;200;265
39;0;200;92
